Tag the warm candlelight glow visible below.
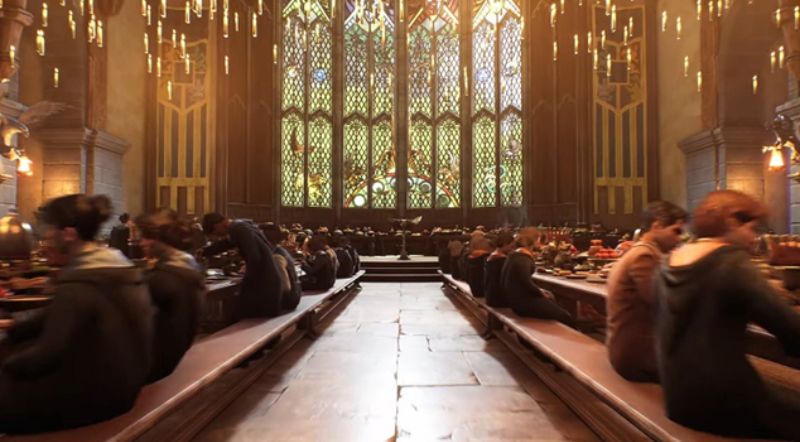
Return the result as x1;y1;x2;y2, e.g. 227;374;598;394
273;43;278;64
185;0;191;24
157;20;163;43
69;11;76;38
771;50;777;72
223;11;229;38
697;0;702;20
593;49;598;70
610;5;617;32
53;67;59;88
752;74;758;95
795;6;800;30
36;29;46;56
147;54;153;73
42;3;49;28
157;56;162;77
235;11;240;32
676;16;682;40
185;53;191;75
167;80;173;100
144;33;149;54
17;156;32;176
9;45;15;68
97;20;104;47
684;56;689;77
252;12;258;38
549;3;557;28
600;30;606;49
696;70;702;92
780;45;786;68
180;33;187;59
573;34;579;55
142;0;147;16
586;31;592;53
224;55;230;75
258;0;264;16
768;146;786;171
160;0;166;18
553;41;558;62
662;11;668;32
606;53;612;78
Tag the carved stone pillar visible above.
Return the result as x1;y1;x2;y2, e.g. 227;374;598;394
679;127;772;210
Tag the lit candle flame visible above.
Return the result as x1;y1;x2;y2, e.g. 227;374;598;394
53;67;59;88
780;45;786;68
36;29;46;56
662;11;668;32
684;55;689;77
752;74;758;95
252;12;258;38
224;55;230;75
696;70;702;92
185;53;191;75
676;16;682;40
42;3;48;28
768;146;785;171
610;5;617;32
167;80;173;100
17;156;32;176
573;34;579;55
97;19;103;47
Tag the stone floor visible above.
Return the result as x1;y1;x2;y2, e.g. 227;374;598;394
195;283;600;441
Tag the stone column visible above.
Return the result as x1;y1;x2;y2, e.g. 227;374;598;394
679;126;773;215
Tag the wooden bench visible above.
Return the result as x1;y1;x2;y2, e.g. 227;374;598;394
440;271;757;442
4;271;365;442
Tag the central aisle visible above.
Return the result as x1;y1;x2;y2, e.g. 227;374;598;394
196;283;599;441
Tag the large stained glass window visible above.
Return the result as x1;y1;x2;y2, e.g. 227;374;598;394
407;0;461;209
471;0;523;207
343;0;397;209
281;0;333;207
279;0;524;210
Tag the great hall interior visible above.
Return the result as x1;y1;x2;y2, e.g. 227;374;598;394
2;0;800;440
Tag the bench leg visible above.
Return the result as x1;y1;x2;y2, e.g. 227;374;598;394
299;314;321;339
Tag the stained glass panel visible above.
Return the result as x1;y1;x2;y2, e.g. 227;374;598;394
408;120;433;209
437;119;461;208
471;0;523;208
281;114;305;206
472;116;496;208
280;0;333;208
344;119;369;208
407;0;461;209
343;0;396;208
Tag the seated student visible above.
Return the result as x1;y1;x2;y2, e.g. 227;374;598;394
136;209;205;383
500;227;573;325
0;195;154;433
202;213;284;318
300;236;336;291
331;235;355;278
448;239;465;279
466;236;493;298
606;201;687;383
346;237;361;274
262;223;302;312
655;190;800;440
484;231;515;308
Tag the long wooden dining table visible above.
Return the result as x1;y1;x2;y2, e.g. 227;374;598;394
533;273;800;369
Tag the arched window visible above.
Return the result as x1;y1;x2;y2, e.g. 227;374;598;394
407;0;461;209
343;0;397;209
471;0;523;208
281;0;334;208
279;0;523;211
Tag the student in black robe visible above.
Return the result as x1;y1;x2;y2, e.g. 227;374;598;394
300;236;336;291
347;240;361;274
466;236;492;298
500;227;573;325
0;194;154;433
202;213;283;318
655;190;800;440
484;231;515;308
261;223;302;312
332;235;355;278
137;209;205;383
108;213;131;257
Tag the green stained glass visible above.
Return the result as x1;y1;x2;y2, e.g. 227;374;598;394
500;114;522;206
372;120;396;209
472;116;496;208
308;117;333;207
407;2;461;210
437;119;461;208
408;120;433;209
470;0;523;208
343;0;396;209
280;0;333;208
281;114;305;207
344;119;369;208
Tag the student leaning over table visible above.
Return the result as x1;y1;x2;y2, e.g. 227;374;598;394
0;194;154;433
655;190;800;440
606;201;687;383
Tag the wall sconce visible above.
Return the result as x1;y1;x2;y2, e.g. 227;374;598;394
764;114;800;179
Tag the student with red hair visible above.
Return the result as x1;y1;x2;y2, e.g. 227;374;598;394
655;190;800;439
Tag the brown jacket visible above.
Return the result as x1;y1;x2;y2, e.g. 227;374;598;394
606;241;661;382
